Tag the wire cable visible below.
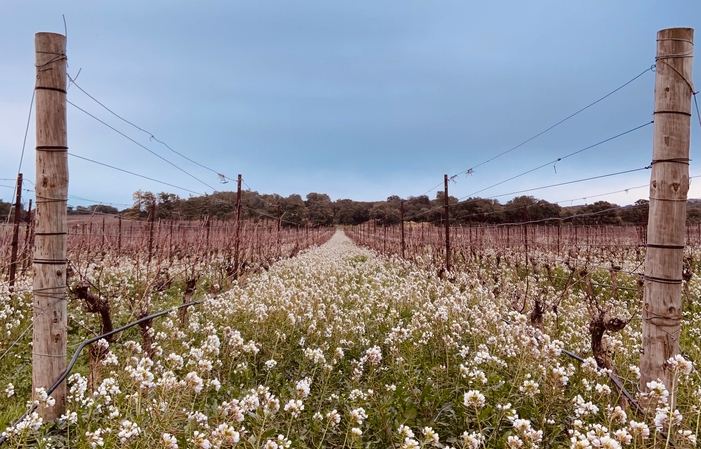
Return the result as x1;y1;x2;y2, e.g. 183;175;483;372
467;121;653;197
419;66;655;196
479;166;651;201
67;100;218;191
67;76;236;184
0;300;204;447
68;153;204;196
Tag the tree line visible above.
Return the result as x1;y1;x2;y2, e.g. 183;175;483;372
4;191;701;227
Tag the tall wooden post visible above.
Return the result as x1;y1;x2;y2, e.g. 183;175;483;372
444;174;450;272
168;220;174;262
22;198;34;272
400;200;405;259
205;211;212;255
147;201;155;264
523;205;529;265
33;32;68;420
8;173;23;289
383;219;387;254
277;202;281;258
641;28;694;395
234;174;242;279
117;213;122;256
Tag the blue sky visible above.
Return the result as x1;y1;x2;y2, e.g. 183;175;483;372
1;1;700;210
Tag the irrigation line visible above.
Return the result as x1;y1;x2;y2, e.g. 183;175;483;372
0;300;203;446
558;348;646;418
498;319;674;446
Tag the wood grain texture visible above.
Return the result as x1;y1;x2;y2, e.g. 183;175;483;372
641;27;694;399
33;32;68;420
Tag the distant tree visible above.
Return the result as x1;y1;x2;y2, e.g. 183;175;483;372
454;198;503;224
209;191;238;219
428;192;458;224
574;201;621;225
369;201;400;225
1;199;12;218
260;193;284;221
334;199;371;225
687;208;701;225
306;193;334;227
180;195;209;220
89;204;119;215
241;190;266;221
620;199;649;225
503;196;560;223
403;195;431;223
127;190;157;219
154;193;181;220
281;194;308;227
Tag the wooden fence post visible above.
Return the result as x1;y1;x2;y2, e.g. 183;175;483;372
147;201;155;264
8;173;23;289
523;205;529;266
444;174;451;273
400;200;405;259
641;27;694;397
33;32;68;420
234;174;242;279
117;213;122;256
205;210;211;256
277;202;281;258
22;198;34;273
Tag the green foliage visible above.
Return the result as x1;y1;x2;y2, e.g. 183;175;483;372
0;199;13;217
3;232;701;448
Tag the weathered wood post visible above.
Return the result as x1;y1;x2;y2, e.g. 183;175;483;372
8;173;23;289
400;200;405;259
383;218;387;254
277;202;281;258
168;219;174;262
22;198;34;273
234;174;242;279
147;201;155;264
33;32;68;420
117;213;122;256
523;205;529;267
444;174;450;272
205;210;212;257
641;27;694;397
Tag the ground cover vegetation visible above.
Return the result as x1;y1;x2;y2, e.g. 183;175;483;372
1;230;700;448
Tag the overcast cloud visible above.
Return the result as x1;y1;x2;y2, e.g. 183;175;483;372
1;1;700;209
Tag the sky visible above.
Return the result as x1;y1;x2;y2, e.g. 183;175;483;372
1;1;701;211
